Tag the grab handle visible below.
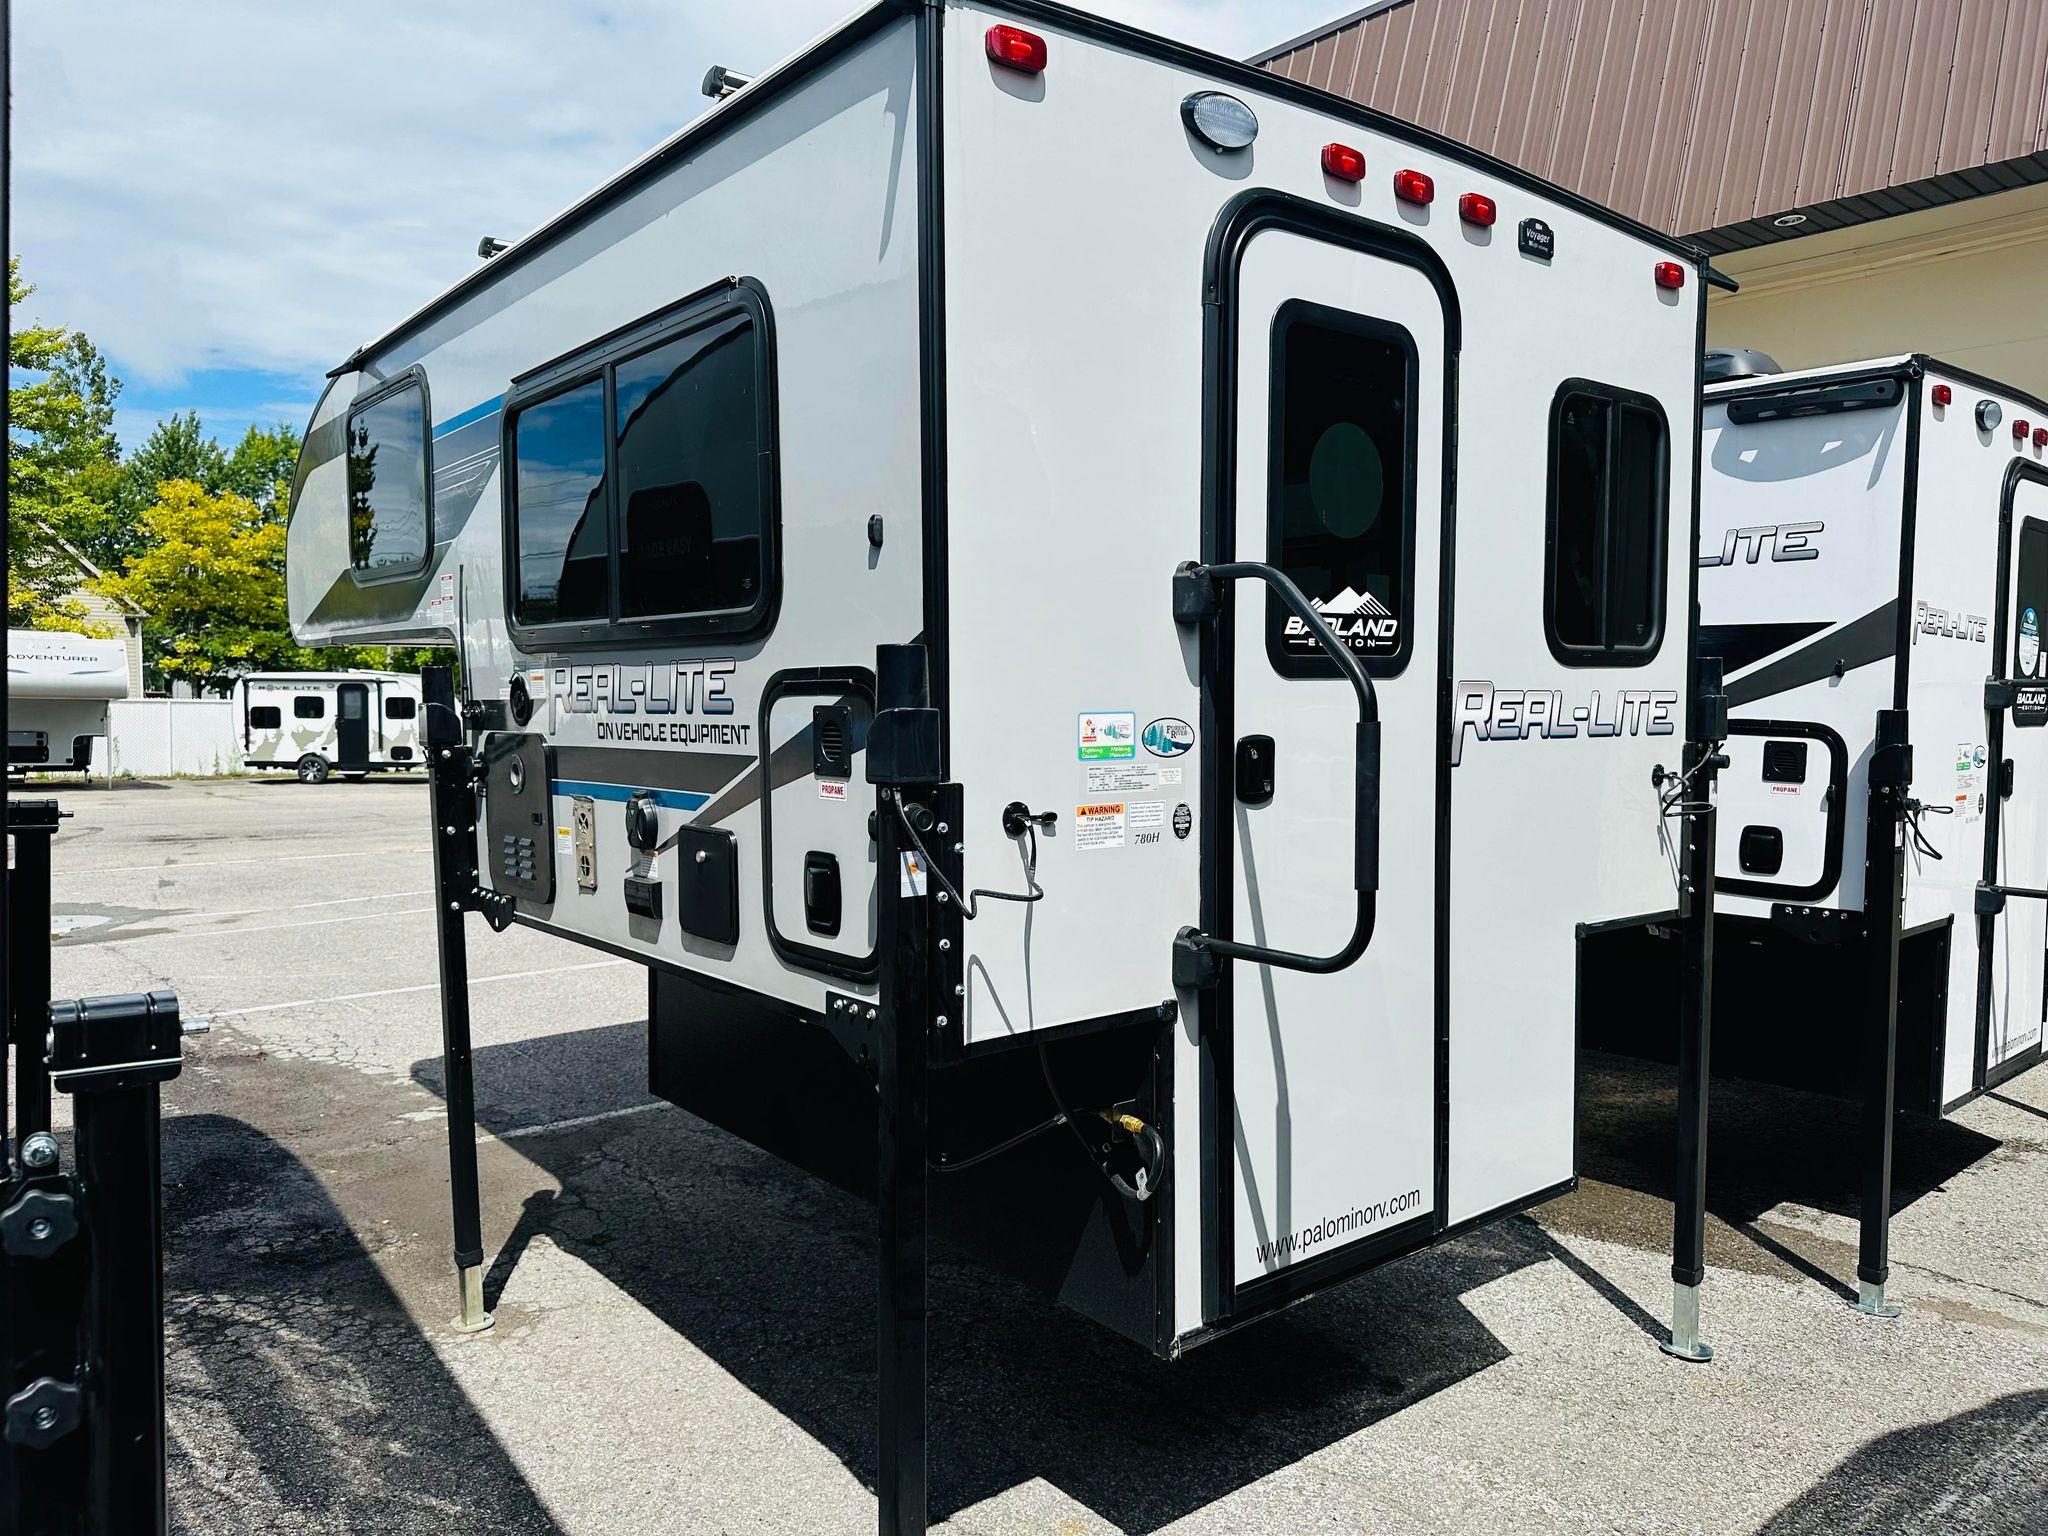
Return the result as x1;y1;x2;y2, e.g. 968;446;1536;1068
1170;560;1379;986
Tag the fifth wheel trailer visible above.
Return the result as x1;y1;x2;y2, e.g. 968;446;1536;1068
1589;351;2048;1317
285;3;1725;1528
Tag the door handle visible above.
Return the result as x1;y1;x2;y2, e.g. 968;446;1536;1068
1170;559;1380;986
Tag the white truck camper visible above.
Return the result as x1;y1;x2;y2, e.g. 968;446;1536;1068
1589;350;2048;1318
236;670;425;781
5;629;130;776
286;4;1729;1526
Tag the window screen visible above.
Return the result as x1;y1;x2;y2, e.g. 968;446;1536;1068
346;381;430;579
1546;384;1669;663
293;696;325;720
248;705;281;729
506;286;777;642
385;695;417;720
512;378;609;626
615;313;764;619
1267;302;1416;678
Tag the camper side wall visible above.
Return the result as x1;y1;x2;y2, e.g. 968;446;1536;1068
1699;387;1912;917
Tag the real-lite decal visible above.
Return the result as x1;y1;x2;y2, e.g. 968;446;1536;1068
1451;681;1678;766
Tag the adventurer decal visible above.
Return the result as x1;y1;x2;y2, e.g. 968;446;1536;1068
1287;586;1398;659
1142;717;1194;757
1913;602;1987;644
1451;680;1678;766
1698;522;1823;568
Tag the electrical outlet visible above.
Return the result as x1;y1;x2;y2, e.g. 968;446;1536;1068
572;795;598;892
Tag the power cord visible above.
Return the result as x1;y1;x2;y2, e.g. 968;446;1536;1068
890;795;1045;919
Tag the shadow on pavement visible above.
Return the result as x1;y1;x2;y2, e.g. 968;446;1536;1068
1755;1388;2048;1535
416;1022;1660;1533
161;1109;564;1536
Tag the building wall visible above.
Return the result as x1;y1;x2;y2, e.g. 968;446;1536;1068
1707;182;2048;399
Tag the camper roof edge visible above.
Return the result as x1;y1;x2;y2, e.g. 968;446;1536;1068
331;0;1710;380
1706;353;2048;422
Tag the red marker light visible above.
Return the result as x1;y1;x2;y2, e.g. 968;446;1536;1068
984;24;1047;72
1458;192;1497;226
1321;142;1366;182
2015;419;2032;442
1654;261;1686;290
1393;168;1435;205
2034;427;2048;448
1931;383;1953;407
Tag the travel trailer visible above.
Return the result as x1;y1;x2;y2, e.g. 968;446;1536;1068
286;3;1724;1528
1593;350;2048;1317
236;671;425;781
6;629;130;775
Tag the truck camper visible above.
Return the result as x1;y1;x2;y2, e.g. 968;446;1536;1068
5;629;129;776
287;3;1726;1527
1593;350;2048;1317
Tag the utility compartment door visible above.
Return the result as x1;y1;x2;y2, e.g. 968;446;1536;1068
1225;231;1445;1297
1988;484;2048;1077
1715;723;1847;901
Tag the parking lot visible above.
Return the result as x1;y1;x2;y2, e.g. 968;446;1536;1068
23;776;2048;1534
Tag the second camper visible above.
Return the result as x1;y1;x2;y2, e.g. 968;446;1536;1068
237;671;425;781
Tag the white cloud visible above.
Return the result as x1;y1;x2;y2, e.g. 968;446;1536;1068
16;2;1340;396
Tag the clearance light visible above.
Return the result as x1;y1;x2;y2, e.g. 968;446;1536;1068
1393;168;1434;205
1931;383;1953;407
1654;261;1686;290
2014;419;2032;442
1322;142;1366;182
1182;91;1258;150
984;24;1047;72
2035;427;2048;448
1458;192;1497;226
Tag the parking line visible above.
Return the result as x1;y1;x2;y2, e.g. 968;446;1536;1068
79;906;435;946
201;959;631;1019
158;890;435;923
54;848;426;878
494;1102;668;1142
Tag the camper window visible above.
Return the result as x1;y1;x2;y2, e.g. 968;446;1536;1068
1266;301;1416;679
294;696;325;720
249;705;281;729
385;695;417;720
345;375;431;583
1545;382;1668;665
504;282;777;647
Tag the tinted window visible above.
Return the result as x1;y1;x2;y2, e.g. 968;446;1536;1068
249;705;281;729
294;696;325;720
615;314;764;618
512;378;609;625
385;695;417;720
1547;385;1668;662
1268;303;1415;677
338;689;366;721
347;382;430;578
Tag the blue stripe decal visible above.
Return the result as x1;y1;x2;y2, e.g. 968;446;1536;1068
434;394;505;439
551;779;709;811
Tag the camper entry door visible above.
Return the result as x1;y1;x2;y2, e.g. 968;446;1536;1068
1988;474;2048;1078
1222;228;1446;1300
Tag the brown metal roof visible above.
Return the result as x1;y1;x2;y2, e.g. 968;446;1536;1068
1257;0;2048;252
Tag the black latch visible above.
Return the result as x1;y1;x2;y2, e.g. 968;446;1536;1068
2000;757;2016;800
1976;882;2007;916
1235;735;1276;806
624;872;662;921
1986;677;2017;712
1172;927;1219;989
803;851;842;937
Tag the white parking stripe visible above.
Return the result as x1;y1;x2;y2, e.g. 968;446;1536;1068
54;848;426;877
198;959;630;1019
78;906;435;946
494;1102;667;1141
159;890;434;923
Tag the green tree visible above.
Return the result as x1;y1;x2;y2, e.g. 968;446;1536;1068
222;422;301;518
113;409;227;523
7;259;125;624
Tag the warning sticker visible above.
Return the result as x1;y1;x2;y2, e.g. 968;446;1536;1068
1073;802;1127;851
819;780;848;803
1077;712;1137;762
1085;761;1182;796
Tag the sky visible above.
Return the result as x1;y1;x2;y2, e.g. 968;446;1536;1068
14;1;1343;453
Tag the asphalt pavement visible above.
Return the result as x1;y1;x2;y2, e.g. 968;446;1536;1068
19;775;2048;1534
